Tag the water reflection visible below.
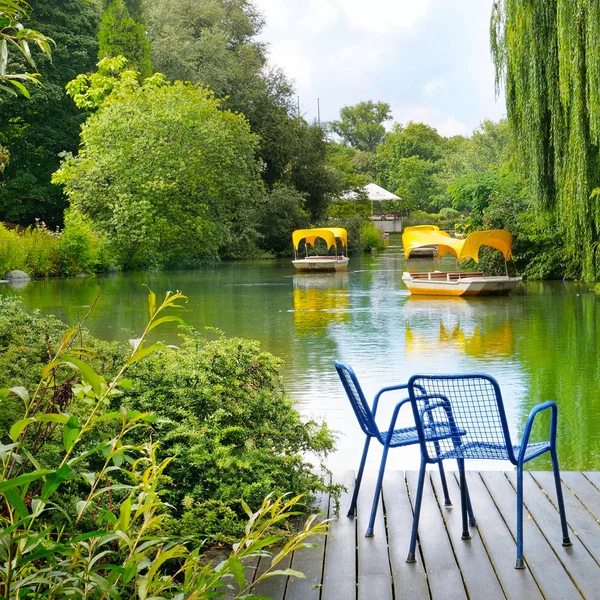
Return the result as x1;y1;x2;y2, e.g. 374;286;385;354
404;297;515;359
2;254;599;471
292;274;349;333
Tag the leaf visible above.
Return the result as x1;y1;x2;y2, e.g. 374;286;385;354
59;326;78;350
0;39;7;77
41;360;63;380
227;556;246;589
126;342;166;366
261;568;306;579
62;354;105;396
8;79;28;98
0;469;52;493
4;489;28;519
10;386;30;404
118;497;131;532
147;315;185;332
63;416;80;452
41;464;70;500
9;417;34;441
144;284;157;320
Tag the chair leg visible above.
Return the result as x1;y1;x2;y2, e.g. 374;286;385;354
551;449;572;547
348;436;371;517
458;458;470;540
437;460;452;507
407;459;427;563
366;442;391;537
515;465;525;569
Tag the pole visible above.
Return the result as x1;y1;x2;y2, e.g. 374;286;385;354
317;98;321;126
297;96;300;118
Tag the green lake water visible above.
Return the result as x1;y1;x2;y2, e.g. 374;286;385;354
3;245;599;472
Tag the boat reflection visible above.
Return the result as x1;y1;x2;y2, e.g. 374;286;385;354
292;274;349;333
404;296;515;358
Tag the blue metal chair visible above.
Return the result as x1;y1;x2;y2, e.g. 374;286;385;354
405;374;572;569
334;361;462;537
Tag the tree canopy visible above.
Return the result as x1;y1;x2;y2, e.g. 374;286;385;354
0;0;99;225
331;100;392;152
491;0;600;280
53;68;265;269
99;0;151;77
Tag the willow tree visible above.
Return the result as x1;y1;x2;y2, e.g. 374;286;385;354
491;0;600;280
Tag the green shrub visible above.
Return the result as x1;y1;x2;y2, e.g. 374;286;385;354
359;221;385;252
59;208;109;275
0;223;26;275
125;329;337;543
0;289;327;597
0;298;338;545
21;222;61;276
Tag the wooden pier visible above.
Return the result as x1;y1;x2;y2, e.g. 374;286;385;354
245;470;600;600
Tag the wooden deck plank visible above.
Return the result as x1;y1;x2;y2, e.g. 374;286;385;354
559;471;600;523
480;471;582;600
251;548;291;600
284;492;329;600
321;470;357;600
356;470;393;600
509;471;598;598
405;471;467;600
463;472;542;600
381;470;430;600
583;471;600;491
429;471;505;600
523;471;600;595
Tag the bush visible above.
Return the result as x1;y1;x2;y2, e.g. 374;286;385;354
359;221;385;252
0;222;61;277
59;208;109;275
125;329;337;543
0;289;327;597
0;298;337;545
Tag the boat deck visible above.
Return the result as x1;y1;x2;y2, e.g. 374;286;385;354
237;469;600;600
408;271;485;281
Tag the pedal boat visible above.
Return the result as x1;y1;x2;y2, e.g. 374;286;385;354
292;228;349;272
402;226;522;296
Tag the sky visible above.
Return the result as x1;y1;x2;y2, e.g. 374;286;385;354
253;0;506;137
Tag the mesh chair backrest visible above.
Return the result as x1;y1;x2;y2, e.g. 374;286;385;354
334;361;379;438
408;374;514;462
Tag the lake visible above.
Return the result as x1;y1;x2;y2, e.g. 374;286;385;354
3;245;599;472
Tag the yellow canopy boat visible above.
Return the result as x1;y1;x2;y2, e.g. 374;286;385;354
401;226;521;296
292;227;349;272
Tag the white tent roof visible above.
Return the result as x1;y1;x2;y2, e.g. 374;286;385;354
341;183;400;201
364;183;400;201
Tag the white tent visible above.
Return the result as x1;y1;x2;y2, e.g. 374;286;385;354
341;183;400;215
363;183;400;201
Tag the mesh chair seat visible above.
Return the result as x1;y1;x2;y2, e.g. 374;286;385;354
382;422;458;448
436;440;550;462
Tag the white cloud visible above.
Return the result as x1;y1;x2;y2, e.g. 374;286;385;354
298;0;339;36
336;0;434;34
266;40;313;90
422;78;446;99
391;103;469;137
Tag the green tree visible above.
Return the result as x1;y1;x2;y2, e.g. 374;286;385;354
284;120;339;222
54;68;265;269
374;122;446;211
0;0;99;226
99;0;151;77
331;100;392;152
491;0;600;280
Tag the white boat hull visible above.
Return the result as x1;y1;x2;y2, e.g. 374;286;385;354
402;271;521;296
293;256;349;272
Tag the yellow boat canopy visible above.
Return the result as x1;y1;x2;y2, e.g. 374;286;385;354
402;226;513;262
293;227;348;250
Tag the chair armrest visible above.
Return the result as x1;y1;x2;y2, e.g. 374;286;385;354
385;397;414;438
517;401;557;464
373;383;425;416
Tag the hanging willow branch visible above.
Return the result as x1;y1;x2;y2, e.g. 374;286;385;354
491;0;600;280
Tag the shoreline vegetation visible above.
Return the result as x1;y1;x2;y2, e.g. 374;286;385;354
0;290;336;596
